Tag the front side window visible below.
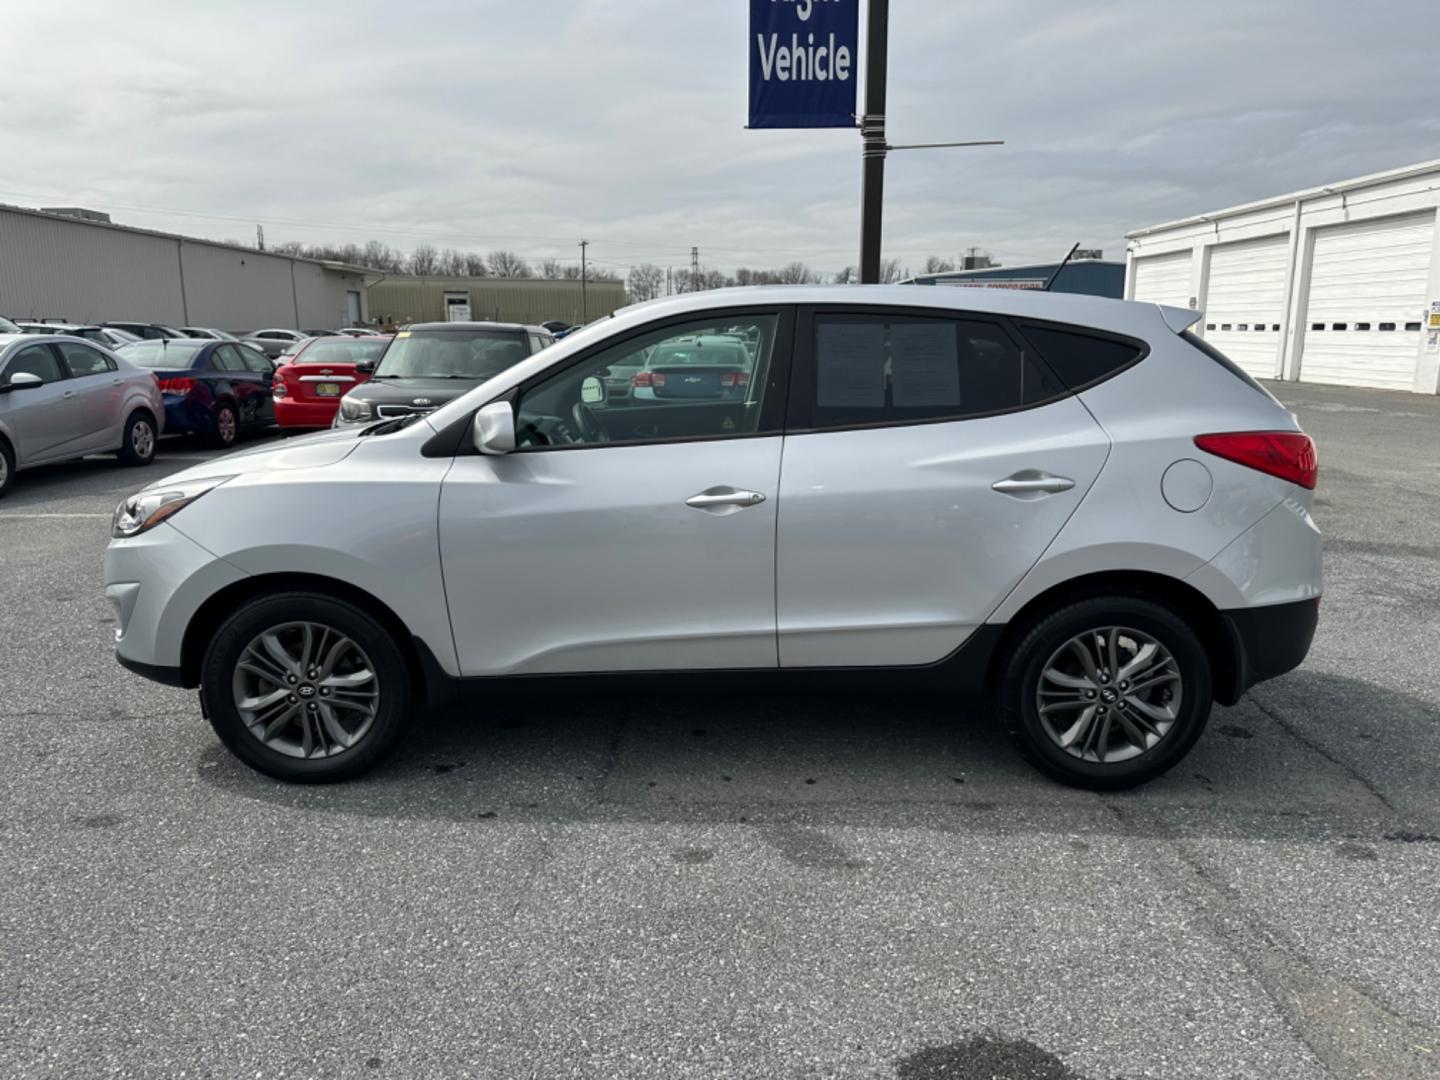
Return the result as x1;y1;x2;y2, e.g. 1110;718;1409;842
4;345;63;384
804;312;1061;430
375;330;529;380
514;313;780;449
56;341;114;377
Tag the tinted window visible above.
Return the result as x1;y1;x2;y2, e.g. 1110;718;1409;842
376;330;530;380
805;313;1061;430
5;345;63;384
297;338;389;365
56;341;113;377
116;340;204;369
1018;323;1144;390
211;345;245;371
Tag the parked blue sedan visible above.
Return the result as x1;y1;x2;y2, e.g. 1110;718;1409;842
116;338;276;446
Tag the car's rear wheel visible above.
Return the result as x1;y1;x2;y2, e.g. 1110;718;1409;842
211;402;238;448
0;438;14;498
1000;596;1212;789
200;592;413;782
117;410;157;466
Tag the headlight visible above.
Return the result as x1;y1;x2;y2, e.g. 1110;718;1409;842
339;397;373;422
112;475;234;539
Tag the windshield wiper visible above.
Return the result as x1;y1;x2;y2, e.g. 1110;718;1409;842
359;413;424;437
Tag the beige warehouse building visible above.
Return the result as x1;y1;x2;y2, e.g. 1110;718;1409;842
368;276;627;328
0;204;371;331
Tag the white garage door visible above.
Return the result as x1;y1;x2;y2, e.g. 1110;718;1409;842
1131;251;1192;309
1202;235;1290;380
1300;212;1435;390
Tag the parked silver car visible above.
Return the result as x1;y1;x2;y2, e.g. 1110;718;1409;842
0;333;164;497
104;286;1320;788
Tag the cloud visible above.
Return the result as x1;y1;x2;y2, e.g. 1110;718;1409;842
0;0;1434;278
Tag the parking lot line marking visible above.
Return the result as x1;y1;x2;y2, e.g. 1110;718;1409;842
0;512;112;519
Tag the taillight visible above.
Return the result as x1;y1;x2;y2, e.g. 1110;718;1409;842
1193;431;1317;490
719;371;749;388
157;377;195;394
632;371;666;388
272;377;288;398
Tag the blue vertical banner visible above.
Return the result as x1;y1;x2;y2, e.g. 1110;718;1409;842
749;0;859;129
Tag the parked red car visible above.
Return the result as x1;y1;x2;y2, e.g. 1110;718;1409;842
272;335;391;429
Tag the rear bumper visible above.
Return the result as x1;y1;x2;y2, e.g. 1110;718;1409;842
1218;597;1319;704
275;398;339;429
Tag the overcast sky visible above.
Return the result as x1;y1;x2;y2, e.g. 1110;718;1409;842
2;0;1436;280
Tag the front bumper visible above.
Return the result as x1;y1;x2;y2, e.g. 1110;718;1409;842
1218;596;1320;704
104;520;247;681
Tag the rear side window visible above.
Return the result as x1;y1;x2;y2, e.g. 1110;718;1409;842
803;313;1062;430
1017;323;1144;391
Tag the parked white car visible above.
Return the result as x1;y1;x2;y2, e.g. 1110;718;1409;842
104;286;1320;787
0;333;164;497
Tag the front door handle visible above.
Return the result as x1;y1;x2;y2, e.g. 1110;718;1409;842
992;471;1075;498
686;486;767;513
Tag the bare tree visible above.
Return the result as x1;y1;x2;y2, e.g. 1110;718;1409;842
627;263;665;303
538;258;565;279
879;258;908;284
776;261;819;285
486;250;532;278
923;256;956;274
832;266;858;284
437;248;470;276
409;243;439;276
462;252;489;277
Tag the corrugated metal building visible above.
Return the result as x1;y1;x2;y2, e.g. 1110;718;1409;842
1126;159;1440;393
904;258;1124;297
0;203;371;332
368;276;626;327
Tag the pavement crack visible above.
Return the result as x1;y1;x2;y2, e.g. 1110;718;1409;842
1248;691;1396;814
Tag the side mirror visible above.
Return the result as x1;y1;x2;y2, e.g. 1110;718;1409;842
0;371;43;393
580;375;607;406
355;359;376;375
473;400;516;455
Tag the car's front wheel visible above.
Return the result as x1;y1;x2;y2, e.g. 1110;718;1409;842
0;438;14;499
200;592;413;782
1000;596;1213;790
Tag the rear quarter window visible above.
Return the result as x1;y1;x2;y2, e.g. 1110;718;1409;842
1016;323;1146;391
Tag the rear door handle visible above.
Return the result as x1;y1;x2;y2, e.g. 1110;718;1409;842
62;390;76;399
686;486;767;513
992;472;1075;497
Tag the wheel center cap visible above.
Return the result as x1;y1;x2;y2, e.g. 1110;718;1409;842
1101;688;1117;703
297;683;316;699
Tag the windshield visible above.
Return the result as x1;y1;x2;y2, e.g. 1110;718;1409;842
118;340;204;368
374;330;529;379
296;337;390;365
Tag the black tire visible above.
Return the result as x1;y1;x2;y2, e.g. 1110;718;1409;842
200;592;414;782
1000;596;1212;790
210;402;239;448
0;438;14;499
117;409;158;466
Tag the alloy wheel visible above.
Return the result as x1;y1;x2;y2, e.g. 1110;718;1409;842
1035;626;1182;763
231;621;380;759
218;408;237;444
131;418;154;459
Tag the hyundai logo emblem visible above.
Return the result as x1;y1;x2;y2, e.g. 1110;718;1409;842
412;398;432;406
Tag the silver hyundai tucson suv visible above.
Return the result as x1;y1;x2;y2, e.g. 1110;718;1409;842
104;286;1321;788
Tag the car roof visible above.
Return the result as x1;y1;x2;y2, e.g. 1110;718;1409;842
404;321;542;333
609;285;1184;340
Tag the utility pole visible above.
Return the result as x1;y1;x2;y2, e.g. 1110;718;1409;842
856;2;1002;284
579;239;589;323
858;0;888;284
690;247;700;292
256;224;265;252
667;267;673;296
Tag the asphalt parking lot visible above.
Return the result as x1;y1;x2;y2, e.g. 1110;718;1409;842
2;382;1438;1080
